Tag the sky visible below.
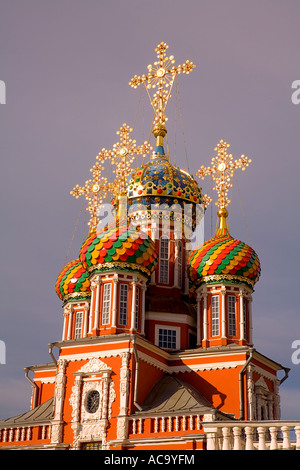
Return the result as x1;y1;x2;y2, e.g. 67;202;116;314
0;0;300;421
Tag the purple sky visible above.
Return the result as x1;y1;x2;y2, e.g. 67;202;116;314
0;0;300;420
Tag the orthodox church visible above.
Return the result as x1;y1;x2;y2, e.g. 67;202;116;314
0;43;292;451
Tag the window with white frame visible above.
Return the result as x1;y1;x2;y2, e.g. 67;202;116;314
159;236;169;284
211;295;220;336
134;287;139;329
101;283;111;325
158;328;178;349
74;310;83;339
119;284;128;325
228;295;236;336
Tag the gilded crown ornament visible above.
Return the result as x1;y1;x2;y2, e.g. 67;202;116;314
129;42;195;139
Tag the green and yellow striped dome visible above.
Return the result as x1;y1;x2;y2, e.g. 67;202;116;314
56;258;91;301
80;217;158;277
188;209;261;290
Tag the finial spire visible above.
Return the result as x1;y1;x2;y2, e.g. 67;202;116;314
197;139;251;232
129;42;195;152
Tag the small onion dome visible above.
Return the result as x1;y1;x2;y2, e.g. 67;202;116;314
188;208;261;291
80;217;158;277
56;258;91;301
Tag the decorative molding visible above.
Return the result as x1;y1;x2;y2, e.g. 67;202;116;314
69;357;116;450
74;357;112;376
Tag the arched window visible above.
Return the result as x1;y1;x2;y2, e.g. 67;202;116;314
74;311;83;339
119;284;128;325
102;283;111;325
211;295;219;336
159;236;169;284
228;295;236;336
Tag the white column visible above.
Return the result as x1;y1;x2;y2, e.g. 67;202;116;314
295;425;300;450
203;426;219;450
51;359;67;444
269;426;279;450
244;426;254;450
257;426;267;450
112;275;118;328
203;293;208;342
83;302;89;337
131;279;137;330
88;283;96;334
62;310;67;341
233;426;242;450
281;426;291;450
67;305;74;340
221;286;226;339
71;375;83;439
248;294;253;344
222;427;232;450
239;289;245;341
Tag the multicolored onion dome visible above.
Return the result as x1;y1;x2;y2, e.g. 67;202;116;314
80;217;158;277
188;209;261;290
56;258;91;301
128;155;202;204
126;154;203;231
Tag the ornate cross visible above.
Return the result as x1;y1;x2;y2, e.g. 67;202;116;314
70;161;114;231
129;42;195;132
197;139;251;209
97;123;151;196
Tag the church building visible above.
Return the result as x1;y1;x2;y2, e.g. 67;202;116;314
0;42;295;451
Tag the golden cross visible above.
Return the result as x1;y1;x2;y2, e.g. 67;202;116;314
129;42;195;131
197;139;251;209
97;123;151;196
70;161;114;231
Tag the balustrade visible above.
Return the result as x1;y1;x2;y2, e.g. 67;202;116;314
203;421;300;450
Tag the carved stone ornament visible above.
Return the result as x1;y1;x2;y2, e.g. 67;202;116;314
69;357;116;449
75;357;112;375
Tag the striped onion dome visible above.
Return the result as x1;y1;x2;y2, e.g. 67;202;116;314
188;208;261;291
79;217;158;277
56;258;91;301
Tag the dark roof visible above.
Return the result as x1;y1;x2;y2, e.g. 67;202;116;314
0;398;54;428
146;296;196;318
138;374;217;415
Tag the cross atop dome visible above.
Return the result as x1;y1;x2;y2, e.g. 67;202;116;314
70;161;114;232
97;123;151;197
129;42;195;148
197;139;252;211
